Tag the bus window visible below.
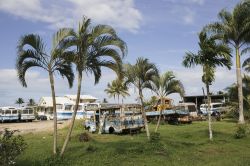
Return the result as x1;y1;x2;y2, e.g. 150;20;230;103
23;109;29;114
5;110;11;114
29;110;33;114
56;104;63;109
12;110;18;114
65;105;72;111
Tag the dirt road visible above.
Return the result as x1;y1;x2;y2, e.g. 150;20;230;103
0;120;71;134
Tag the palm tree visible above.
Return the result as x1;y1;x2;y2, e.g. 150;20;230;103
124;57;159;140
105;78;130;104
58;17;127;156
27;98;35;106
15;98;24;107
206;0;250;124
147;71;185;132
182;31;232;140
16;33;74;155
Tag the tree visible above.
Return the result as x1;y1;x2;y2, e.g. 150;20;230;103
16;33;74;155
27;99;35;106
105;78;129;104
58;17;127;156
124;57;159;140
15;98;24;107
206;0;250;124
183;31;232;140
147;71;184;132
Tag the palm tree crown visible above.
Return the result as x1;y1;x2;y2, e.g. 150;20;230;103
105;78;129;103
15;98;24;106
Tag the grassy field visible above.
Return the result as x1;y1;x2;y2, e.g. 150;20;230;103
16;120;250;166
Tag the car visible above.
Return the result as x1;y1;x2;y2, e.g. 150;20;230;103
37;115;48;121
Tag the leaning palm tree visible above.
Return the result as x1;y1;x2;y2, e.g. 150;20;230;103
27;98;35;106
182;31;232;140
147;71;185;132
15;98;24;107
124;57;159;140
105;78;130;104
206;0;250;124
16;33;74;155
58;17;127;156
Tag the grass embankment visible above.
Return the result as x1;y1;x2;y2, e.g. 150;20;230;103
16;120;250;166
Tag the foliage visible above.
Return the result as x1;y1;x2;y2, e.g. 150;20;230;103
79;132;91;142
85;145;97;153
43;155;66;166
150;132;161;143
27;99;35;106
0;129;27;166
105;78;129;103
15;98;24;106
235;125;248;139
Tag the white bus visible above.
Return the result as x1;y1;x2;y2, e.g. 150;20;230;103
0;107;19;122
19;107;35;122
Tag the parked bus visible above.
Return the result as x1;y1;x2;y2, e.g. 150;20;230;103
0;107;19;122
19;107;35;122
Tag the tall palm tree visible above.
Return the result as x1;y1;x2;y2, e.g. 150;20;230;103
183;31;232;140
15;98;24;107
206;0;250;124
147;71;185;132
16;33;74;155
27;98;35;106
124;57;159;140
105;78;130;104
58;17;127;156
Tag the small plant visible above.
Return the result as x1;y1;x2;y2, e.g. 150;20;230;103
0;129;27;166
79;132;91;142
85;145;97;152
43;155;66;166
235;125;247;139
150;132;160;143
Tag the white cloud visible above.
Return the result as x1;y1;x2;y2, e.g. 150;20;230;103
0;0;142;32
189;0;204;5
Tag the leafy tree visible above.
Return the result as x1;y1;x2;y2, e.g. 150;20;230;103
183;31;232;140
58;17;127;156
15;98;24;107
206;0;250;124
147;71;184;132
124;57;159;140
105;78;129;104
27;98;35;106
16;33;74;154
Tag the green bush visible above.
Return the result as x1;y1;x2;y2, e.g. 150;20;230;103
235;125;247;139
0;129;27;166
43;155;66;166
150;132;160;143
79;132;91;142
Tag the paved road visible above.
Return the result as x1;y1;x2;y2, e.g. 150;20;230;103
0;120;71;134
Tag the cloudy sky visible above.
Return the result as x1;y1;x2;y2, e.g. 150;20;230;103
0;0;242;106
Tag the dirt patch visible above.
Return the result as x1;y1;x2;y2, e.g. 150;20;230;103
0;120;71;134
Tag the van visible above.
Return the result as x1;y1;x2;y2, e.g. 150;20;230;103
200;103;223;114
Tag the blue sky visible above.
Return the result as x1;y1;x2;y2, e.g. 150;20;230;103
0;0;241;106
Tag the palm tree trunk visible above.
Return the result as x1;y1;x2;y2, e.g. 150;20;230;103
155;97;163;132
60;72;82;156
49;71;57;155
236;47;245;124
206;83;213;140
139;88;150;140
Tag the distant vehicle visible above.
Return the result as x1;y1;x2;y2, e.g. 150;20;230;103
37;115;48;121
84;120;96;133
153;97;173;111
200;103;223;115
19;107;35;122
176;102;198;118
0;107;19;122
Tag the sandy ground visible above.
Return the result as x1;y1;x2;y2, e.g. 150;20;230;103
0;120;71;134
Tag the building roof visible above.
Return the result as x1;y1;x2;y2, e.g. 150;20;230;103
38;97;73;107
65;95;98;100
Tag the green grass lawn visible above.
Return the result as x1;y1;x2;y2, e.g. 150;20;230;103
16;120;250;166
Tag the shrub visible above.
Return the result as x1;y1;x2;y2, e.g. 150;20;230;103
79;132;91;142
0;129;27;166
150;132;160;143
235;125;247;139
85;145;97;153
43;155;66;166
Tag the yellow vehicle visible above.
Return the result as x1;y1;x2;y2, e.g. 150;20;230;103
153;98;173;111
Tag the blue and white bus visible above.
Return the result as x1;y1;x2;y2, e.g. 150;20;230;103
19;107;35;122
0;107;19;122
